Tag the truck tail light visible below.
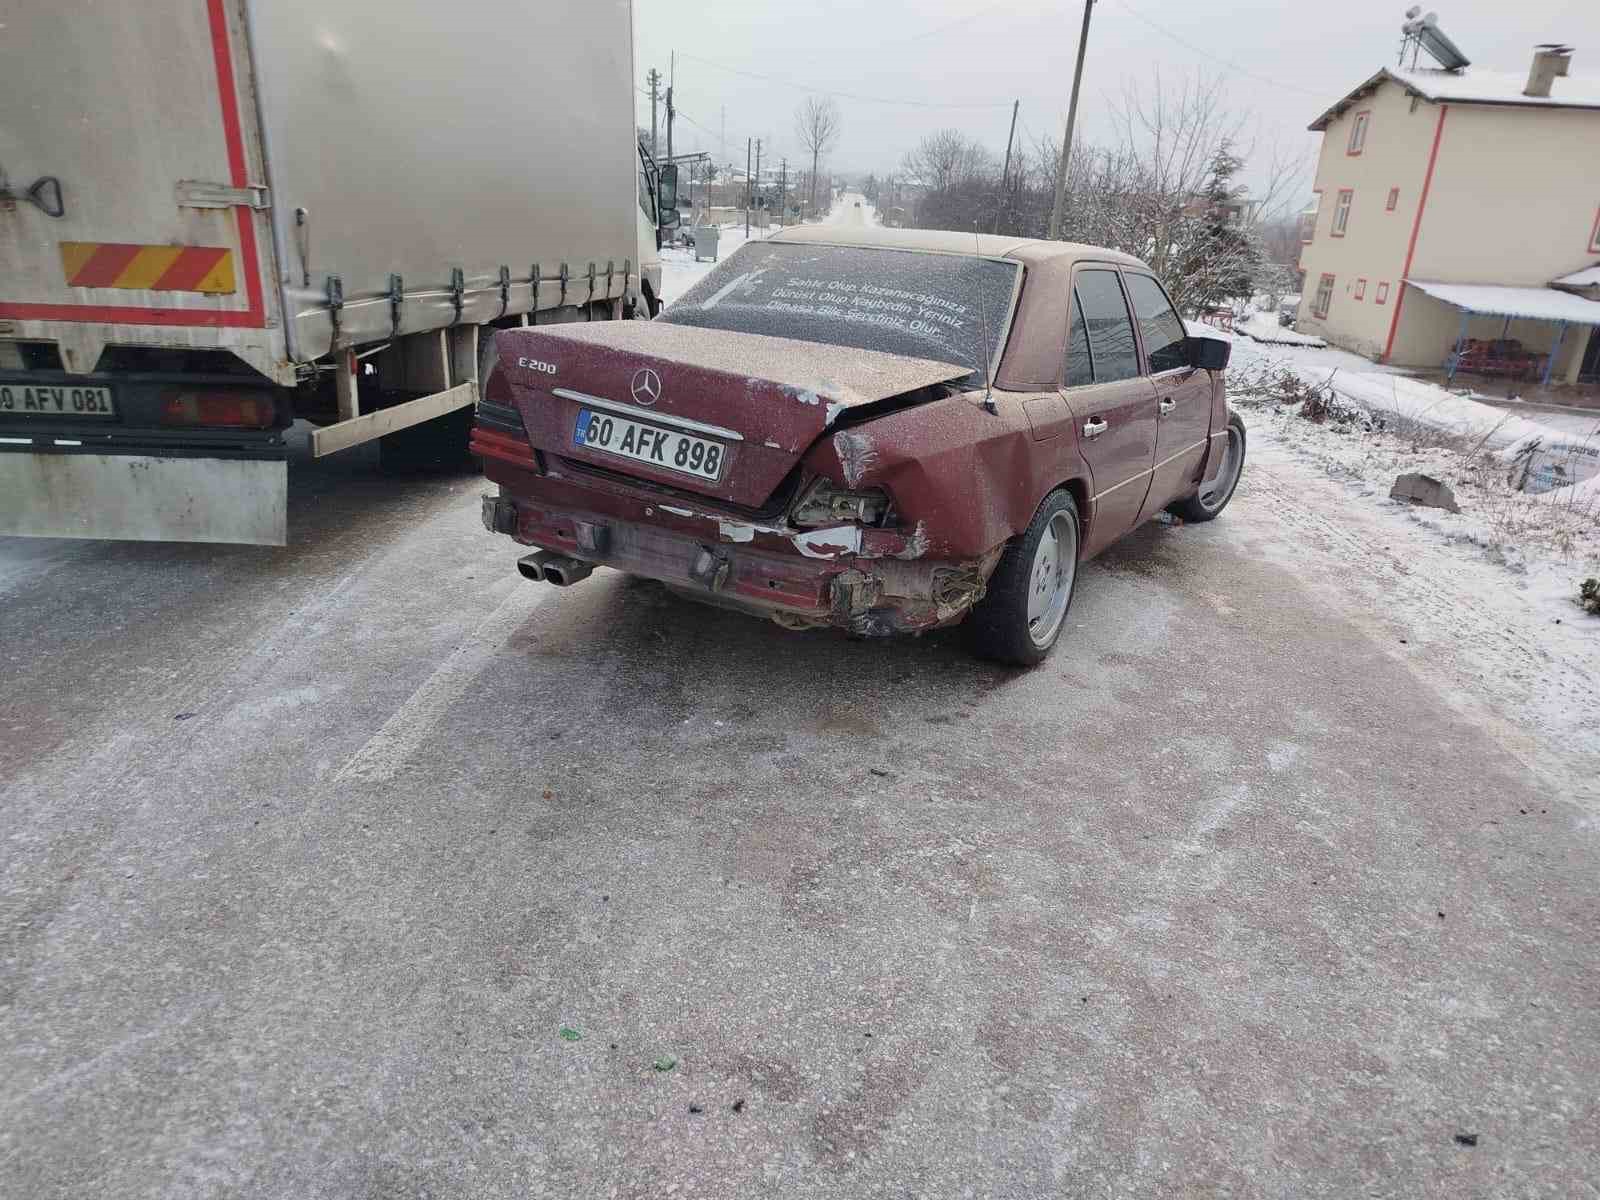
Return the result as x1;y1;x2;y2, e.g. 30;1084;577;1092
158;389;276;429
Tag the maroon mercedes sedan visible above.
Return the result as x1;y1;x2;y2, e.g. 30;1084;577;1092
472;226;1243;664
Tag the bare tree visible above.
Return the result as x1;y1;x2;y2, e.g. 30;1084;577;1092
899;129;995;194
793;96;841;219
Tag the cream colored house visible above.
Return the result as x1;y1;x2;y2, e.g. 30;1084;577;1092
1297;47;1600;385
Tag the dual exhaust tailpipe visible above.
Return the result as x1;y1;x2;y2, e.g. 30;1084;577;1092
517;550;594;587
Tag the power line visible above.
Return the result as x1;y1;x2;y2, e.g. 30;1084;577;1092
676;106;769;163
773;1;1011;56
1106;0;1327;98
677;51;1012;110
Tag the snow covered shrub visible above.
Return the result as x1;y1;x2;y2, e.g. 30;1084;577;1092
1581;578;1600;615
1299;376;1376;431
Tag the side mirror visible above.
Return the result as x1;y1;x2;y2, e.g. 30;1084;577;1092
657;164;679;217
1187;334;1231;371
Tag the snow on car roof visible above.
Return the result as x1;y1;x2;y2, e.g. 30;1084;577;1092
768;223;1147;269
1309;65;1600;129
1406;280;1600;324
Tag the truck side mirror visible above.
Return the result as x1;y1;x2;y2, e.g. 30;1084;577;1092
658;164;678;217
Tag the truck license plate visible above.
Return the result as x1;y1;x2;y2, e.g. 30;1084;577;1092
0;383;117;418
573;409;723;482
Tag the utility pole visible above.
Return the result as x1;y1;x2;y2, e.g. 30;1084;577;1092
995;99;1020;234
666;85;675;161
1048;0;1094;240
754;138;762;222
779;158;787;227
647;68;660;159
666;52;675;161
745;137;752;237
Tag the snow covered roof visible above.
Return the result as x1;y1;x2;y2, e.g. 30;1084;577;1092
1554;264;1600;287
1309;65;1600;130
1406;280;1600;324
1392;66;1600;107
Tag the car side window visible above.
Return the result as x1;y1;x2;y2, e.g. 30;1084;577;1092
1073;269;1139;382
1064;290;1093;387
1123;273;1188;374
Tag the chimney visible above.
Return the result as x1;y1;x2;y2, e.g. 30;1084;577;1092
1525;44;1573;98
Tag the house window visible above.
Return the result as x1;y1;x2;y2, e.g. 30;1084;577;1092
1376;281;1390;305
1313;273;1336;319
1331;189;1354;237
1590;206;1600;254
1347;111;1371;156
1354;278;1367;301
1386;187;1400;211
1302;191;1322;243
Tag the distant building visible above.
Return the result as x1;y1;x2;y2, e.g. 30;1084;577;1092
1297;43;1600;384
1183;187;1258;225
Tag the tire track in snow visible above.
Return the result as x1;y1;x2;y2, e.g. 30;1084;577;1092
1238;437;1599;804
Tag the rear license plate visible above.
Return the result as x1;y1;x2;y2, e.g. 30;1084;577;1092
573;409;723;482
0;382;116;418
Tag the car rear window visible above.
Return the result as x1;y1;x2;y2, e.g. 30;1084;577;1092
661;242;1020;382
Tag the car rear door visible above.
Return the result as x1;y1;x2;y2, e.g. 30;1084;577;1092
1123;272;1212;523
1060;267;1157;555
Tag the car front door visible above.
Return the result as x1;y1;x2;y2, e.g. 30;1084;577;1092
1123;272;1213;522
1061;267;1158;556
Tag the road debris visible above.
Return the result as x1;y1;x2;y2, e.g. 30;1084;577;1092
1390;472;1461;514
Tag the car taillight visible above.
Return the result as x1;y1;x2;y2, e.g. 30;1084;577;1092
158;389;276;429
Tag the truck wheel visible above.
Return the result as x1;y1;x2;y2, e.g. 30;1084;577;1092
1169;412;1245;523
966;489;1080;667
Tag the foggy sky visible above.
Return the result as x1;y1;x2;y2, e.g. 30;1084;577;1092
636;0;1600;201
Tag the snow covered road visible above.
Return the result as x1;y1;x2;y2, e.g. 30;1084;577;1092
1;226;1596;1195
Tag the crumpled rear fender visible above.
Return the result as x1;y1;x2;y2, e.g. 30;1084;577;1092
802;392;1074;560
1197;372;1231;488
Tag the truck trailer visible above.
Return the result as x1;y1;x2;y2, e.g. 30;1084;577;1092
0;0;674;544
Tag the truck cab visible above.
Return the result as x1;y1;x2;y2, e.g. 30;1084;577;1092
636;145;679;315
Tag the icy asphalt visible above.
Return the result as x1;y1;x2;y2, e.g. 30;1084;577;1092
5;199;1598;1196
3;423;1597;1198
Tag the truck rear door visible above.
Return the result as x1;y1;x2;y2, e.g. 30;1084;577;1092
0;0;287;544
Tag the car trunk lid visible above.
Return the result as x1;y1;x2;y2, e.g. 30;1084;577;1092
490;321;969;508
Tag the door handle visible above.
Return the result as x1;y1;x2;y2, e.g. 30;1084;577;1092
1158;396;1175;415
1082;417;1108;439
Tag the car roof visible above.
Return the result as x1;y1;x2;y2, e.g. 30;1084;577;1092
766;223;1150;271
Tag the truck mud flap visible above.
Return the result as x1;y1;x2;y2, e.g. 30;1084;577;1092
0;451;286;545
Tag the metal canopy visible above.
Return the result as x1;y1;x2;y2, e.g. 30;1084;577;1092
1407;280;1600;325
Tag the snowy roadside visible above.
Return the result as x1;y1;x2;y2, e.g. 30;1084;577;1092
1238;430;1600;803
1224;337;1599;799
657;225;761;305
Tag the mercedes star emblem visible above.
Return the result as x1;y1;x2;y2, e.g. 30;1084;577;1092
630;367;662;407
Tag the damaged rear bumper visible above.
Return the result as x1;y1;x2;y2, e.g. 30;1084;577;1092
482;492;994;636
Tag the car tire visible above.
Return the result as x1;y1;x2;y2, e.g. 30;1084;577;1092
1170;411;1245;523
966;488;1080;667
